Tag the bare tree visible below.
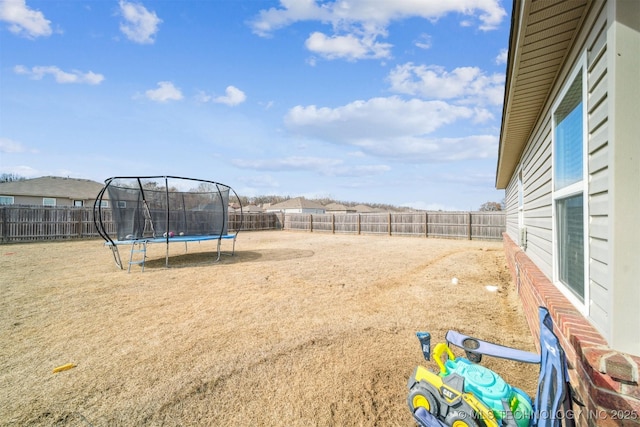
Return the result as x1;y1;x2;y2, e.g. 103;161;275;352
479;201;502;211
0;173;25;183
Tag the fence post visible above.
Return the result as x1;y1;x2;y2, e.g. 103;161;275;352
357;214;361;235
0;206;6;242
76;208;83;237
468;212;472;240
425;211;428;238
388;212;392;236
332;213;335;234
310;214;313;232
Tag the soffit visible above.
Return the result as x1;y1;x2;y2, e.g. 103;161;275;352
495;0;590;189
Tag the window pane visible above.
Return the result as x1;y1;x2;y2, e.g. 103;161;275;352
554;75;583;190
557;194;584;300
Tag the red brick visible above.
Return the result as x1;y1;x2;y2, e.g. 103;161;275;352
622;383;640;401
502;235;640;426
583;348;612;370
605;353;639;384
593;386;640;414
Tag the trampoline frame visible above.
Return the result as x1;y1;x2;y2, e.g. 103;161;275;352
93;175;243;270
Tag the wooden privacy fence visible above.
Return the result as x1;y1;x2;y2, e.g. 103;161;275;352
283;211;505;241
0;206;504;242
0;206;281;243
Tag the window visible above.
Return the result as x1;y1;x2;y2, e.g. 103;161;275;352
43;198;56;206
74;200;84;207
557;194;584;297
117;201;127;208
0;196;14;205
552;62;587;308
100;200;109;208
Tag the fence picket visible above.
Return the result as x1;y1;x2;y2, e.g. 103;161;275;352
0;206;504;242
284;211;504;241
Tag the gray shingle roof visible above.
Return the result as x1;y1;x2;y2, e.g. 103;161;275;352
268;197;325;210
0;176;104;199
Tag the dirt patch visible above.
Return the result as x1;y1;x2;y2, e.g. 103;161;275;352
0;231;538;426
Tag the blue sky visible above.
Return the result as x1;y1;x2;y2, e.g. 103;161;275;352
0;0;511;210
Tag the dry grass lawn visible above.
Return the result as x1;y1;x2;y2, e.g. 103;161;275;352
0;231;538;426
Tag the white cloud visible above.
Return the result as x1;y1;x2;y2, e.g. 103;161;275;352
234;156;341;172
118;0;161;44
238;174;280;188
496;48;508;64
144;81;183;103
414;33;432;50
249;0;331;37
286;96;473;140
213;86;247;106
388;63;504;105
0;0;52;38
0;137;27;153
232;156;389;177
284;96;497;162
305;31;391;60
353;134;498;162
0;165;40;177
250;1;506;62
14;65;104;84
194;90;212;103
250;0;506;36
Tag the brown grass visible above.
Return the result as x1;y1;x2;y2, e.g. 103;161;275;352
0;231;538;426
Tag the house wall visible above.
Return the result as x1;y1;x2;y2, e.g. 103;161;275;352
505;0;611;341
608;0;640;355
503;1;640;418
9;196;93;206
503;234;640;426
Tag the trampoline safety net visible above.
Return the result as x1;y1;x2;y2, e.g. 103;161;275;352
93;176;243;270
95;176;237;241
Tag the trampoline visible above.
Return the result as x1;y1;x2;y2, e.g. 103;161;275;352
93;176;243;271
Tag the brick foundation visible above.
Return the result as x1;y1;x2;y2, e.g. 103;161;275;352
503;233;640;426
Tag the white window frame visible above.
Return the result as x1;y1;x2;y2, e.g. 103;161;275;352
43;197;57;207
551;54;589;315
74;200;84;207
117;201;126;208
0;195;14;205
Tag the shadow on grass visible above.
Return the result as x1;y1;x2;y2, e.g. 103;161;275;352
140;248;315;269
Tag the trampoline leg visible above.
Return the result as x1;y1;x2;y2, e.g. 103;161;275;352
128;241;147;273
110;245;123;270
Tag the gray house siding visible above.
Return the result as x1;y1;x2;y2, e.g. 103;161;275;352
10;195;82;206
506;116;554;280
505;1;611;338
586;5;609;336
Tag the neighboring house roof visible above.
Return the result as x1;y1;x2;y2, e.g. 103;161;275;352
268;197;325;210
324;202;349;211
0;176;105;199
496;0;590;188
243;205;263;213
353;204;375;213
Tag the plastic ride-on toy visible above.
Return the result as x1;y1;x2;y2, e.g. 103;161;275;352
407;307;577;427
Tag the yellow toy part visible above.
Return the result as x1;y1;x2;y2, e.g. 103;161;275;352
410;365;499;427
52;363;76;373
432;342;455;375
